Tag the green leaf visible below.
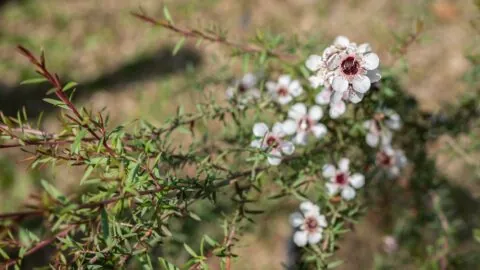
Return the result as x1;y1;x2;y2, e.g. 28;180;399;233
158;258;180;270
163;6;173;24
474;229;480;243
71;129;87;155
63;81;78;92
41;179;66;202
173;37;186;56
80;166;94;185
203;235;217;246
0;247;9;260
184;243;197;258
327;260;343;269
101;208;109;240
189;212;201;221
42;98;70;110
20;77;48;85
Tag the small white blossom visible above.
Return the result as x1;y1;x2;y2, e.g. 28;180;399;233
363;110;402;148
382;235;399;254
315;86;347;119
290;201;327;247
323;158;365;200
266;75;303;105
376;146;407;178
226;73;260;108
282;103;327;145
250;122;295;165
306;36;381;105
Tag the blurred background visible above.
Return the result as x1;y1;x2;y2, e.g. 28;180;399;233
0;0;478;269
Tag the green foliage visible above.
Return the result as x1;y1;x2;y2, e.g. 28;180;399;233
0;6;479;270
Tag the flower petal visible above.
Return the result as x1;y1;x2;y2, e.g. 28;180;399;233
288;103;307;120
348;90;364;104
272;122;285;137
311;124;327;138
288;80;303;97
242;73;257;88
250;139;262;148
315;88;332;105
266;81;277;92
349;173;365;188
366;132;379;147
386;113;402;130
367;69;382;83
322;164;336;178
326;54;341;70
334;36;350;48
325;182;339;196
277;95;293;105
267;151;282;166
308;231;323;244
363;53;379;70
281;141;295;155
300;201;319;214
332;76;349;93
316;215;328;228
282;119;297;135
305;55;323;71
294;132;308;145
293;230;308;247
341;186;356;200
331;91;344;103
308;106;324;121
329;101;346;119
338;158;350;172
226;87;235;99
289;212;304;228
309;75;324;89
357;43;372;54
278;75;291;86
253;123;269;137
352;75;371;94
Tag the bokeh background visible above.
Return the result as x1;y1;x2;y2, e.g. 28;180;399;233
0;0;479;269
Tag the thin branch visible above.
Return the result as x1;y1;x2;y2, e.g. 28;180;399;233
131;11;298;62
1;225;75;269
16;46;117;157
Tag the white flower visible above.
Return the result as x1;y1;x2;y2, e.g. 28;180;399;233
266;75;303;105
306;36;381;105
290;201;327;247
226;73;260;108
376;146;407;178
363;110;402;148
323;158;365;200
315;86;347;119
250;122;295;165
382;235;398;254
282;103;327;145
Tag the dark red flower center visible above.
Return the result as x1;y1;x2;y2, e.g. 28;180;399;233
341;56;360;75
305;216;318;232
377;151;394;167
335;173;348;185
277;87;288;97
238;83;247;93
265;135;279;148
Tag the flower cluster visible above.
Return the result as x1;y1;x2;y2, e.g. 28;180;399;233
306;36;381;118
363;109;407;178
226;36;405;248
